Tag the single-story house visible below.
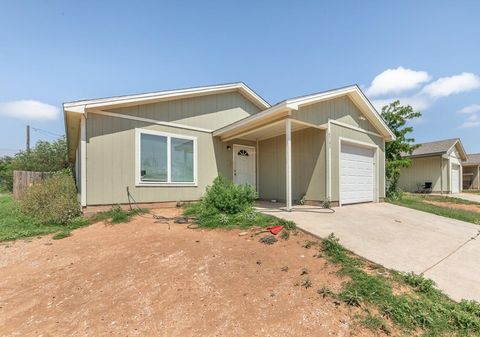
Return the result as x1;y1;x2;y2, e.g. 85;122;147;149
463;153;480;190
398;138;467;194
63;83;395;211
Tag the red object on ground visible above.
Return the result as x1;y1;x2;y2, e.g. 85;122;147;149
267;225;284;235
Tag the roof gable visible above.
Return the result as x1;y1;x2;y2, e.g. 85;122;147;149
408;138;467;160
214;85;396;141
63;82;270;113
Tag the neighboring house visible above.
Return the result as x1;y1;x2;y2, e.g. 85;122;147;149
463;153;480;190
63;83;395;211
398;139;467;194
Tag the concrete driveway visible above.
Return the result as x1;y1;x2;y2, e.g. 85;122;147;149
258;202;480;302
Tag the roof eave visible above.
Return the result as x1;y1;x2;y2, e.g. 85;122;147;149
63;82;270;113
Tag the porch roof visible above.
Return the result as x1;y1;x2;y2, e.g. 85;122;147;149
213;85;396;142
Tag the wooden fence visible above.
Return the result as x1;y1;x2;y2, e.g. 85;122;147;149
13;170;50;200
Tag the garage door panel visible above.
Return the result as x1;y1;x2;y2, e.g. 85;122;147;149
340;143;375;205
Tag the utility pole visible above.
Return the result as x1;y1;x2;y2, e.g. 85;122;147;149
26;125;30;152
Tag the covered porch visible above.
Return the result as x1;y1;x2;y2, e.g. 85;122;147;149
216;115;326;211
463;165;480;190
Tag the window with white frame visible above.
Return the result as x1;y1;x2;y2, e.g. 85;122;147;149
136;129;197;185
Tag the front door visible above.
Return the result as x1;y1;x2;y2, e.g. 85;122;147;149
452;164;460;193
233;145;256;187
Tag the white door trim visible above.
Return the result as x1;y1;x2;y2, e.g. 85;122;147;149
338;137;379;206
232;144;256;188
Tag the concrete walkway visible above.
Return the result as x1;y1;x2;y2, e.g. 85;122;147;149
257;202;480;302
448;192;480;203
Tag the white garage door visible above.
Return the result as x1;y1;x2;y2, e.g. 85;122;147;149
340;143;375;205
451;164;460;194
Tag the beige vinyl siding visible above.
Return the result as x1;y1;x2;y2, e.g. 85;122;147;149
329;123;385;202
398;156;445;193
106;91;261;131
85;113;254;205
292;96;378;133
258;128;326;202
442;157;449;192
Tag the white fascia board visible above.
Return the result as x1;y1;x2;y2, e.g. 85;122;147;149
63;83;270;112
286;86;357;108
64;105;86;114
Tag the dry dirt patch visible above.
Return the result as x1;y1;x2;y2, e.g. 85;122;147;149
425;200;480;213
0;208;378;337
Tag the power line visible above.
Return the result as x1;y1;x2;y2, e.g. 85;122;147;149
30;126;64;138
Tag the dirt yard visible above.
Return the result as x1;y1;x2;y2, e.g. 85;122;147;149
425;200;480;213
0;208;376;337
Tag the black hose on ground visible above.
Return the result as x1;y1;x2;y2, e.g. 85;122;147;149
126;187;197;229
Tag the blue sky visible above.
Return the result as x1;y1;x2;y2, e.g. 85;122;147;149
1;0;479;156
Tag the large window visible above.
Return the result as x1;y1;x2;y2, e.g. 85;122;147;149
136;129;197;185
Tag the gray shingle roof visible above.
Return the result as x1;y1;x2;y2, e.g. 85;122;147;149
464;153;480;166
408;138;459;157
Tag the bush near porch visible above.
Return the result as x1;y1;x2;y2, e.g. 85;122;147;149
183;175;296;230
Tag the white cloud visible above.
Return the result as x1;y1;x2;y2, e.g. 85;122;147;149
366;66;431;97
0;100;59;120
458;104;480;114
459;114;480;128
421;73;480;98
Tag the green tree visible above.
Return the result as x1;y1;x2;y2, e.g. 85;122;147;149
0;137;69;191
0;156;13;192
381;100;422;198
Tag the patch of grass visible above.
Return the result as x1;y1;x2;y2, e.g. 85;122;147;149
276;218;297;230
402;272;437;295
52;231;71;240
389;193;480;225
322;233;480;336
0;195;146;242
184;202;286;230
464;190;480;195
106;205;146;224
358;312;390;334
280;229;290;240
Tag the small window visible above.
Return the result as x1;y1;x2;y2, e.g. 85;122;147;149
140;134;167;182
237;149;249;156
171;137;194;182
137;129;197;185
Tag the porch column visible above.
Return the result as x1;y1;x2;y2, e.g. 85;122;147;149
285;118;292;211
